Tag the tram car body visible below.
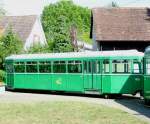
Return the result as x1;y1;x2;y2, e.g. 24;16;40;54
144;47;150;104
5;50;144;96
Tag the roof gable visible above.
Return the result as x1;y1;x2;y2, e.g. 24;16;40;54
92;8;150;41
0;15;37;42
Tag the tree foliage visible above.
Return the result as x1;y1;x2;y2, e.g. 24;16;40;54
106;1;119;8
0;29;23;68
42;0;91;52
0;2;5;17
111;1;119;7
0;8;5;17
27;43;50;54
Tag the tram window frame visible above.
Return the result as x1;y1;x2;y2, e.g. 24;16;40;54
14;62;25;73
112;60;130;74
103;60;110;73
39;61;51;73
133;60;141;74
83;61;93;74
83;61;88;73
6;63;14;73
26;61;38;73
124;60;131;73
68;61;82;73
53;61;66;73
146;59;150;74
93;61;100;74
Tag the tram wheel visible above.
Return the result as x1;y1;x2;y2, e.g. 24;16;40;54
104;94;109;99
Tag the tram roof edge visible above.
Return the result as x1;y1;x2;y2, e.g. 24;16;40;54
5;50;144;60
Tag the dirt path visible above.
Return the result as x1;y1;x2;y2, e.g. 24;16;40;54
0;91;150;123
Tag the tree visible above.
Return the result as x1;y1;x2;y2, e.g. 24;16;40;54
0;29;23;69
27;43;50;54
0;1;5;17
0;7;5;17
52;15;73;52
42;0;91;52
106;1;119;8
111;1;119;7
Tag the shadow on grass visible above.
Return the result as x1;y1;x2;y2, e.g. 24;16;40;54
115;96;150;119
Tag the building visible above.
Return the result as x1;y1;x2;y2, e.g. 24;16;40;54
91;8;150;52
0;15;47;50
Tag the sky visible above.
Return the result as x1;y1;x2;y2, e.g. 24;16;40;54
2;0;150;15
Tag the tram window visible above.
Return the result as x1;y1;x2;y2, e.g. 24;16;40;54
83;61;93;73
124;60;131;73
53;61;66;73
103;60;109;73
88;62;92;73
112;60;130;73
6;64;14;73
84;61;88;73
14;62;25;73
93;61;100;73
39;61;51;73
26;62;38;73
146;59;150;74
68;61;82;73
133;60;140;74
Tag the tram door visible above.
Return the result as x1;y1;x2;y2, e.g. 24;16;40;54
92;60;102;90
84;61;93;89
84;60;102;90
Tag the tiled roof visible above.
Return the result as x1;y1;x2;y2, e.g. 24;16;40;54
0;15;37;42
92;8;150;41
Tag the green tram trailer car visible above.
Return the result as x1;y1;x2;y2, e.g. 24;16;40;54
5;50;144;97
144;47;150;104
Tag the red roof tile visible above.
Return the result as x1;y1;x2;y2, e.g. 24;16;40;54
92;8;150;41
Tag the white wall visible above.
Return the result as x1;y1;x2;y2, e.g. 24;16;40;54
24;17;47;50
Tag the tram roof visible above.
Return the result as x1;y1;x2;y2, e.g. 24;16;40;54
5;50;144;60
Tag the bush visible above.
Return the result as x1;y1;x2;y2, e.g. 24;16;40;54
42;0;91;52
27;43;50;54
0;70;5;83
0;28;23;69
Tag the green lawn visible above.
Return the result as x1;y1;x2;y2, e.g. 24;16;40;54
0;101;148;124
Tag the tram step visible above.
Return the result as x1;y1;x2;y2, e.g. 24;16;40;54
84;90;101;95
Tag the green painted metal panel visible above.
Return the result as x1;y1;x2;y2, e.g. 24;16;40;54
51;74;67;91
14;74;52;90
111;75;142;94
102;74;142;94
93;74;102;90
144;75;150;99
13;73;84;92
67;74;84;92
51;74;84;92
84;74;102;90
131;75;143;93
143;56;150;100
84;74;92;89
102;75;111;93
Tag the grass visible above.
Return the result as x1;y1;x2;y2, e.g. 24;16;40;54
0;101;148;124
